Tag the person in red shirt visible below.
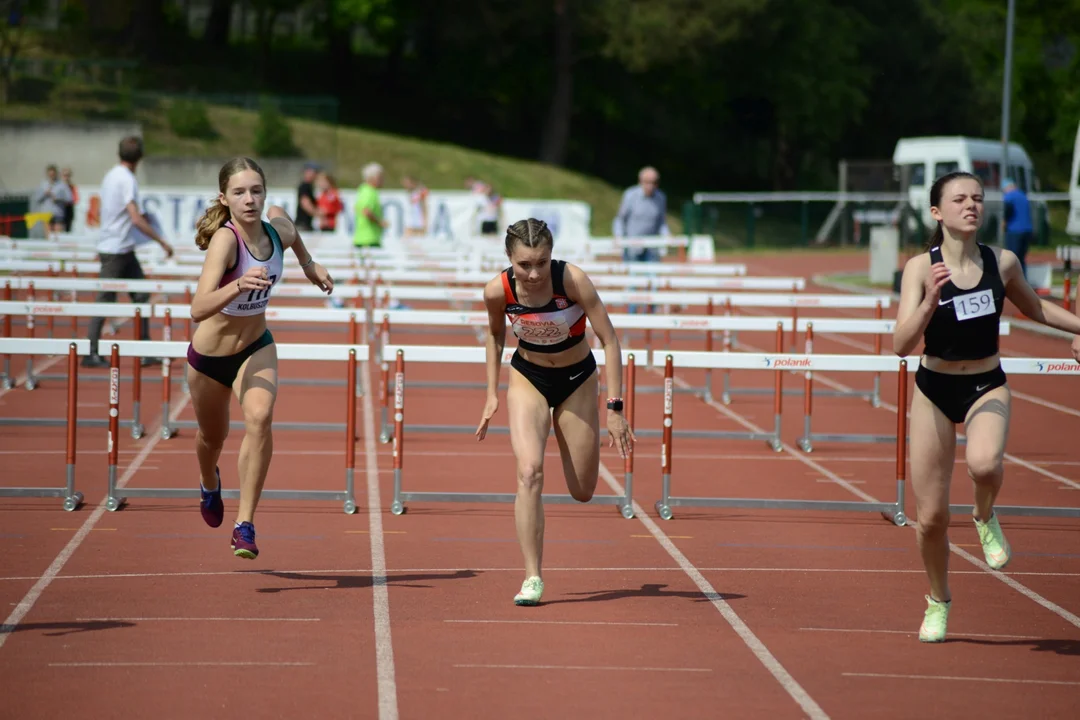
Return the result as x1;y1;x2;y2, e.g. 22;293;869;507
315;171;344;232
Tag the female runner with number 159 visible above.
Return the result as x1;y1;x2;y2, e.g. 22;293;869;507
893;170;1080;643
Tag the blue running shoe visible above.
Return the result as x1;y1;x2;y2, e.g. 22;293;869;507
231;522;258;559
200;467;224;528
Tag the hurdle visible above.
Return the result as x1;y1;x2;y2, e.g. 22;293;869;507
1056;244;1079;312
99;338;369;514
652;350;1080;523
379;343;643;519
793;319;1011;452
370;309;807;415
0;338;88;511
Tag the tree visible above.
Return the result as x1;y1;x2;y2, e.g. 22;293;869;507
0;0;45;106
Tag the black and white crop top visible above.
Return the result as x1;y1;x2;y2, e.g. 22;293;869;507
922;243;1006;361
501;260;588;353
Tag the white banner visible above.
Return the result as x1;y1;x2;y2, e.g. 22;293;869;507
70;186;592;250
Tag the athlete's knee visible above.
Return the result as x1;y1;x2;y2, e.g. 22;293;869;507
567;467;598;503
243;398;275;434
966;450;1003;485
568;482;594;503
516;461;544;493
917;506;950;538
196;424;228;448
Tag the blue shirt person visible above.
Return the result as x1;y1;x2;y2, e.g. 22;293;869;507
1002;178;1033;276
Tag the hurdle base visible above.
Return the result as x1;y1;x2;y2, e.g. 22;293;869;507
106;487;358;514
168;420;350;432
797;433;967;452
392;491;633;519
655;495;902;520
946;503;1080;519
0;487;84;511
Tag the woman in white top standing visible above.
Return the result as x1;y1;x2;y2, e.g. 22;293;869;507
186;157;333;560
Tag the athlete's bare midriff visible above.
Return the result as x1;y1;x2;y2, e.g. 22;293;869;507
191;312;268;357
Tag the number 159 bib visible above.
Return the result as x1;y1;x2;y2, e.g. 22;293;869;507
952;288;996;321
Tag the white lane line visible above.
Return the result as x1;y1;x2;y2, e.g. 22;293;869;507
75;617;320;622
3;566;1079;582
49;661;315;668
0;394;190;650
362;359;398;720
454;663;712;673
842;672;1080;686
666;369;1080;632
597;463;829;720
444;619;678;627
798;627;1040;640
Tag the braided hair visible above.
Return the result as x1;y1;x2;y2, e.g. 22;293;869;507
504;218;553;255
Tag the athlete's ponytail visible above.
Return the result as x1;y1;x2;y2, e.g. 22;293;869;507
193;156;268;251
925;170;982;249
194;202;229;251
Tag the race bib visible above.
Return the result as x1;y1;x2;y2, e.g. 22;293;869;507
953;288;995;321
515;317;570;345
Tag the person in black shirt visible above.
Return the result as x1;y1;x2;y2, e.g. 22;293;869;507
295;163;319;231
893;170;1080;643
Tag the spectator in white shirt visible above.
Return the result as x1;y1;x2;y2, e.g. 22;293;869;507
82;136;175;368
32;164;74;233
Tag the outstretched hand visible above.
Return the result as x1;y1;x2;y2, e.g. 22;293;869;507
607;411;635;460
476;394;499;441
304;261;334;295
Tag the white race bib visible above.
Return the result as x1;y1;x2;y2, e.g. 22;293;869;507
953;288;996;321
515;317;570;345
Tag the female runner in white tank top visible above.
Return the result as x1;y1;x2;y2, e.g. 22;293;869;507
476;218;634;606
186;157;333;560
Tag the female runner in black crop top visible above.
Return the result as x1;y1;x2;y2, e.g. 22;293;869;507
476;218;634;607
893;171;1080;643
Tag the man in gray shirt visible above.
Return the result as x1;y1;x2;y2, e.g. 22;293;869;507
32;164;73;233
612;166;670;263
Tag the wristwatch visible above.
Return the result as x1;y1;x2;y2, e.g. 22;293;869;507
606;397;624;412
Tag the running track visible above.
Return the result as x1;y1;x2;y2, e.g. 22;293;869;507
2;250;1079;720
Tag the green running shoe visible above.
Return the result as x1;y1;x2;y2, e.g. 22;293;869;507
514;576;544;606
919;595;951;643
974;513;1011;570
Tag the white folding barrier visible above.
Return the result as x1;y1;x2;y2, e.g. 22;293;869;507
0;247;751;278
0;337;370;514
377;343;647;519
0;260;805;292
650;350;1080;524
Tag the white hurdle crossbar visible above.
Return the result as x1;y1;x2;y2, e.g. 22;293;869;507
0;337;370;514
379;343;646;519
651;350;1080;523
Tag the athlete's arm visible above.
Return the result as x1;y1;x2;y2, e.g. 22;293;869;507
482;277;507;399
190;228;266;322
565;264;623;402
1000;249;1080;334
267;205;334;294
893;254;944;356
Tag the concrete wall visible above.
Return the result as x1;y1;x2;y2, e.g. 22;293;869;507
0;120;143;194
139;157;320;189
1;121;326;195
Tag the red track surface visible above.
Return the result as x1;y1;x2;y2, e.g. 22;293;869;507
3;249;1080;719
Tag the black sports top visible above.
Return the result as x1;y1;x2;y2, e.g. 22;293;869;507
502;260;588;354
922;243;1005;361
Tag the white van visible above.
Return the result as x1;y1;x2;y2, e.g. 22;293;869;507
892;136;1039;231
1068;120;1080;237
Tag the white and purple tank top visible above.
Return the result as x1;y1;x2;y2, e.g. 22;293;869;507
218;220;284;317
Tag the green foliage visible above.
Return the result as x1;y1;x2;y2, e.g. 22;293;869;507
166;98;217;140
253;98;300;157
